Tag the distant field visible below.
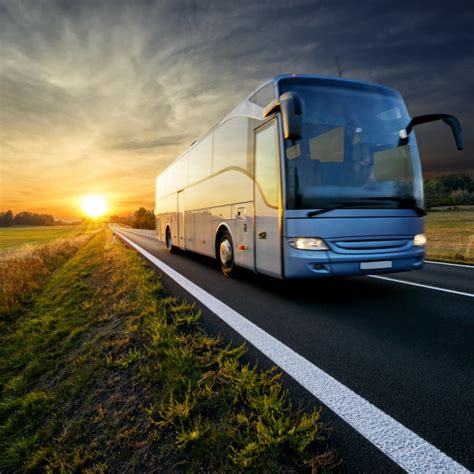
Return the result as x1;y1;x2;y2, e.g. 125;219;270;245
0;224;102;251
425;210;474;264
2;213;471;263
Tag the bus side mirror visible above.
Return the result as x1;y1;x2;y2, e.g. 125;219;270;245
280;92;303;140
402;114;463;151
263;92;303;140
442;116;463;151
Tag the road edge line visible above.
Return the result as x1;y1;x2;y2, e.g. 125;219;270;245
368;275;473;297
425;260;474;269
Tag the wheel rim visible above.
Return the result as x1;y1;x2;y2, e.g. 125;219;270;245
219;239;233;267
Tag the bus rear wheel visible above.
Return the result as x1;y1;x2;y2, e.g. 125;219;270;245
166;227;176;254
218;230;238;277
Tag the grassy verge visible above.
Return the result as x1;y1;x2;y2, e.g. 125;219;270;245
0;235;92;318
0;230;335;472
425;210;474;264
0;223;102;251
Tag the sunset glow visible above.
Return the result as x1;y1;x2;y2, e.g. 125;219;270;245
0;2;471;220
81;195;107;218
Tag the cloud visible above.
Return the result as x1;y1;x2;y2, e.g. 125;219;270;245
1;0;472;217
109;134;191;151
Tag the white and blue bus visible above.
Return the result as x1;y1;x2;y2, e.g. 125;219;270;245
155;74;462;278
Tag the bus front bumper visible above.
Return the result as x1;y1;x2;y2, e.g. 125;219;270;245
283;246;425;279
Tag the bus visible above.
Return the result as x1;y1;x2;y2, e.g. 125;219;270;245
155;74;463;278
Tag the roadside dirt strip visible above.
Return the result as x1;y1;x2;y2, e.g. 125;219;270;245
113;228;470;473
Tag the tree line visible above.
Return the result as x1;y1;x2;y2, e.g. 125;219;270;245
424;173;474;208
108;207;155;229
0;211;55;227
0;208;155;229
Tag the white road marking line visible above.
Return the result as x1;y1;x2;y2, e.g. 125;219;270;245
425;260;474;269
114;229;469;473
111;225;155;236
368;275;474;297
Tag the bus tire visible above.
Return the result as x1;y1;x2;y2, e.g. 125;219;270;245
218;230;238;277
166;227;176;254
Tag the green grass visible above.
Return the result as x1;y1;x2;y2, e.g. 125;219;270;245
0;223;102;251
425;210;474;264
0;230;335;472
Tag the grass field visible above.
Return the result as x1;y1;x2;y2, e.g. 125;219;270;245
425;210;474;264
1;213;470;470
0;229;335;472
0;223;102;251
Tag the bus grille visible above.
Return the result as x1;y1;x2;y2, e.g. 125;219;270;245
329;238;412;255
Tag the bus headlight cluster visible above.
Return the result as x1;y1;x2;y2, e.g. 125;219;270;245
413;233;427;246
288;237;329;250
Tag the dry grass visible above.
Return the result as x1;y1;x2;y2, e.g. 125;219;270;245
0;230;337;472
425;210;474;264
0;235;91;317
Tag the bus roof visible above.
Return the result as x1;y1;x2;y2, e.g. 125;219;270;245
222;74;400;123
162;74;400;172
271;73;399;93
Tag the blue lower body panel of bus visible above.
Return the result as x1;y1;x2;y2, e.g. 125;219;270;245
284;244;424;278
283;214;425;278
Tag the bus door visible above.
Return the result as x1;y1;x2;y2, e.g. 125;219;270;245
254;119;282;277
177;190;185;249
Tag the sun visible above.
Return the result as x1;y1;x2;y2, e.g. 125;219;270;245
81;195;107;218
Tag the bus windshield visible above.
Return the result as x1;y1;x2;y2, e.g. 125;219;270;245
279;78;424;211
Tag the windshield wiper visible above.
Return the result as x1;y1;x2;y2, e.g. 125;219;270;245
307;200;379;217
307;197;426;217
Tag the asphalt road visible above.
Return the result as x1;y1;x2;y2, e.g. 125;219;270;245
113;226;473;472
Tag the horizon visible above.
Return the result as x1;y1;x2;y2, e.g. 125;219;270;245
1;1;473;219
2;170;473;222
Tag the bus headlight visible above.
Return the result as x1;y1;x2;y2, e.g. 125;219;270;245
413;234;427;246
288;237;329;250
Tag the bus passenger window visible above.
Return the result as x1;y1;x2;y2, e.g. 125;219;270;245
213;117;249;174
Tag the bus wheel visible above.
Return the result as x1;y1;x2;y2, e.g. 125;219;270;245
166;227;176;254
218;230;237;277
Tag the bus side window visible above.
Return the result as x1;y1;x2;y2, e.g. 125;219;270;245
213;117;249;175
188;135;212;185
255;121;279;208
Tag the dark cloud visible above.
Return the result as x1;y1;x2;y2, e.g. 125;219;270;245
1;0;473;217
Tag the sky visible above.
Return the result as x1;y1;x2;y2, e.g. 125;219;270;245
1;0;473;218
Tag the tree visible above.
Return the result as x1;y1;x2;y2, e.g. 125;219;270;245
424;173;474;208
108;214;134;226
0;210;14;227
132;207;155;229
13;212;55;226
